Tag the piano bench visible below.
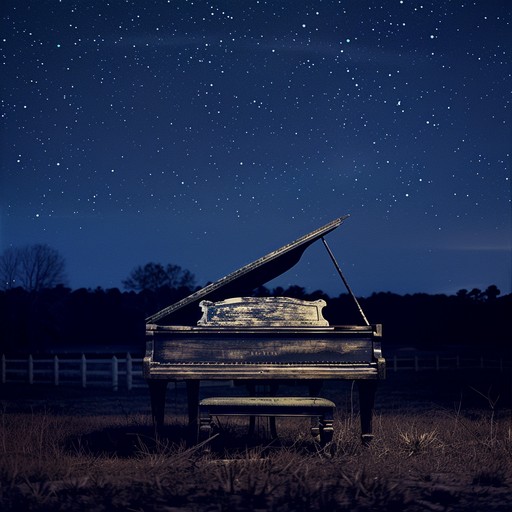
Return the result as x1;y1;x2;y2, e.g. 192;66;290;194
198;396;335;446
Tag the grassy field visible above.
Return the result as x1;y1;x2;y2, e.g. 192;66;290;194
0;370;511;511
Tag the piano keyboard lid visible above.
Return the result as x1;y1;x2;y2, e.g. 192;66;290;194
146;215;350;325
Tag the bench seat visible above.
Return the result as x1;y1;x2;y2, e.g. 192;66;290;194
198;396;335;445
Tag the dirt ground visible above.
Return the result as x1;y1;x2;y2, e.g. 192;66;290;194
0;369;511;511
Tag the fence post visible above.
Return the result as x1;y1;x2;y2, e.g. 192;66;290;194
28;354;34;384
81;354;87;388
1;354;5;384
126;352;133;390
112;356;118;392
54;356;59;386
414;355;419;372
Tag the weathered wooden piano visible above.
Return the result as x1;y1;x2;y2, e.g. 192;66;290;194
144;215;385;443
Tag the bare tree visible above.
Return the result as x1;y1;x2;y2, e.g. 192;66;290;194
0;247;19;289
0;244;67;291
123;262;196;292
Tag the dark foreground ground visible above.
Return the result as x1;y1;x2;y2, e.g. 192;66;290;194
0;369;511;511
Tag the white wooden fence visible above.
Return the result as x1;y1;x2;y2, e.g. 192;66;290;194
390;354;509;372
0;353;144;391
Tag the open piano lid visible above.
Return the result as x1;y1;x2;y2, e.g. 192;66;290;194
146;215;349;325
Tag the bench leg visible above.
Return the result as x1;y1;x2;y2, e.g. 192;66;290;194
319;416;334;446
358;380;377;445
309;380;324;439
148;380;168;430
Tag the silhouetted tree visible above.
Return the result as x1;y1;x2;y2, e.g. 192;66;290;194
468;288;484;302
0;244;67;291
0;247;18;289
282;285;307;299
252;285;272;297
484;284;500;302
123;262;196;292
0;282;510;354
456;288;469;299
270;285;307;299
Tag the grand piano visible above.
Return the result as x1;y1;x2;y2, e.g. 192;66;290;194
144;215;385;442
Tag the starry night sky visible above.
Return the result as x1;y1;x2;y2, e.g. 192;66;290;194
1;0;511;298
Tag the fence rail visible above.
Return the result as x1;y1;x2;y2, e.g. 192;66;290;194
0;353;144;390
0;353;510;390
390;354;509;373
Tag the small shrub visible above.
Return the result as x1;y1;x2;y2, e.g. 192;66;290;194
398;428;440;457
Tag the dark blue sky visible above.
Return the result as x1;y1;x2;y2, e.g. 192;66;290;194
1;0;511;297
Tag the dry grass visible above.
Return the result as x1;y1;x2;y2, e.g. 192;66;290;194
0;382;511;511
0;412;510;510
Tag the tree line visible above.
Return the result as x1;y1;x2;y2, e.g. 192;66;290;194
0;245;510;356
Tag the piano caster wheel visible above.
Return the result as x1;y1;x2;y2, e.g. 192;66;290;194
361;433;374;446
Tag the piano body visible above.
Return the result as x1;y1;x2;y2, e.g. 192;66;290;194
144;215;385;442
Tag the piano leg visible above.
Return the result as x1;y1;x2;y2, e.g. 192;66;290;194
309;380;324;439
148;379;168;429
248;415;256;437
186;380;200;429
358;380;377;445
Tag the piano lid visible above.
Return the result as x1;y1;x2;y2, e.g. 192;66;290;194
146;215;349;324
